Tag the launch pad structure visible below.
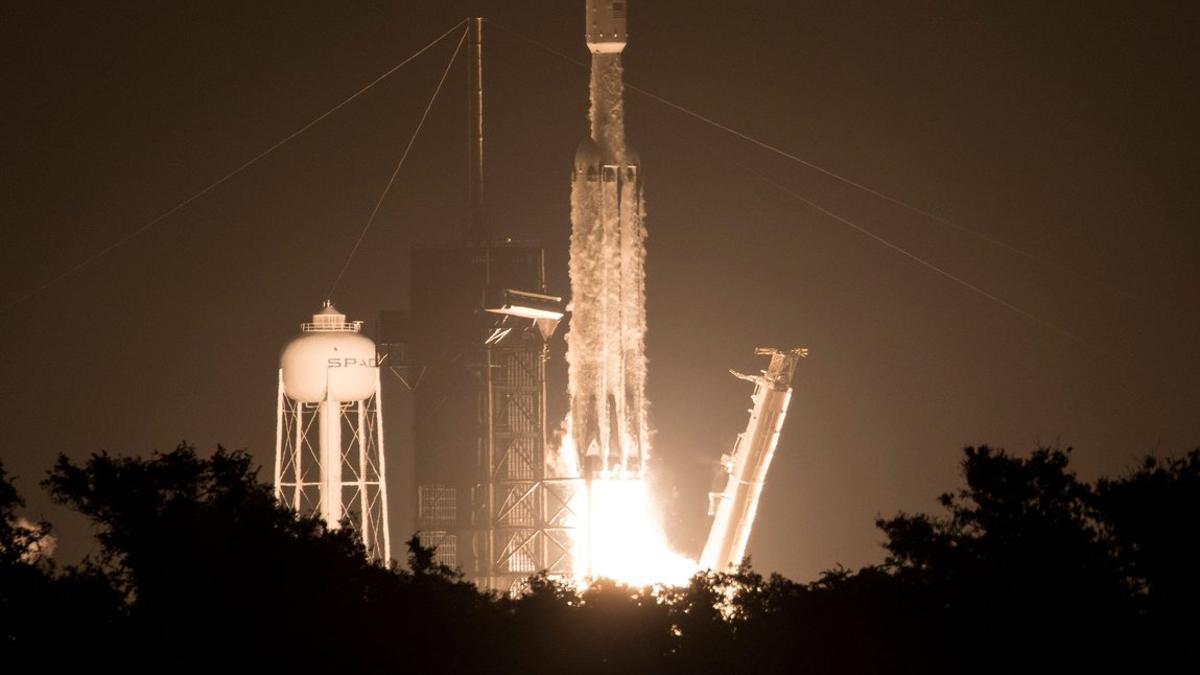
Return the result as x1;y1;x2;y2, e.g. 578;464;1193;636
273;4;807;587
395;19;577;592
391;4;805;585
403;243;576;592
701;347;808;571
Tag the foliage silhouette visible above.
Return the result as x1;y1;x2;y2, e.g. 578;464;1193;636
0;460;124;668
875;446;1137;672
0;442;1195;673
1094;449;1200;665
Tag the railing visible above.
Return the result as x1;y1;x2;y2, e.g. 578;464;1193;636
300;320;364;333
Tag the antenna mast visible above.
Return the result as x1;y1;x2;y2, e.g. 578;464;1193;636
466;17;487;243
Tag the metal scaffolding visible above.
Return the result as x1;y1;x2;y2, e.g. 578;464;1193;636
408;244;574;592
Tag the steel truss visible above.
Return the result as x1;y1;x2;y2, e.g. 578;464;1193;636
275;369;391;562
416;319;578;593
480;332;577;592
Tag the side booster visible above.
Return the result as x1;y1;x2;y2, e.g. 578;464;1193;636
586;0;628;54
571;139;644;478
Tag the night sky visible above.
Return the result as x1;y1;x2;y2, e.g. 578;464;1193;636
2;1;1197;580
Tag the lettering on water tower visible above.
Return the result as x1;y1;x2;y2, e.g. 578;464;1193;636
326;356;379;368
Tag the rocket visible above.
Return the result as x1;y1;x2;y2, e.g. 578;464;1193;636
585;0;628;54
567;0;648;479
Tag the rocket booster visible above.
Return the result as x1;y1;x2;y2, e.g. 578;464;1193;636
568;0;647;478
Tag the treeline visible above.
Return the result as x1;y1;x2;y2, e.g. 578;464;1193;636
1;443;1197;673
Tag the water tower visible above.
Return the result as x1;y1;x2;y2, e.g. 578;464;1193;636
275;301;390;562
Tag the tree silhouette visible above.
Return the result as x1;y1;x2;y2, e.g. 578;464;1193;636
1094;449;1200;665
0;461;123;667
40;444;505;672
876;446;1137;672
1;459;56;654
0;460;51;566
1;441;1194;672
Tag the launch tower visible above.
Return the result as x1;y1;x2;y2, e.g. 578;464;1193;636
404;19;574;592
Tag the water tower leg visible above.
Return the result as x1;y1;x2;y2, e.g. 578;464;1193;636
374;371;391;562
293;402;303;511
320;388;343;529
274;370;284;501
357;398;369;545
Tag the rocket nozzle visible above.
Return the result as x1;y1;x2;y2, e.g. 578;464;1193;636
583;454;604;481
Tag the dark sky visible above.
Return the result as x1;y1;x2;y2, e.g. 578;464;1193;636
2;1;1197;580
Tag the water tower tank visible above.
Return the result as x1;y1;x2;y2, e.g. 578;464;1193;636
280;302;377;403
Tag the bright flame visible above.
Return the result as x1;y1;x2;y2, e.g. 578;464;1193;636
566;470;696;588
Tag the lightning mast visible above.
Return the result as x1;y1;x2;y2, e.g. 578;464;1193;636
466;17;486;244
700;347;807;571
